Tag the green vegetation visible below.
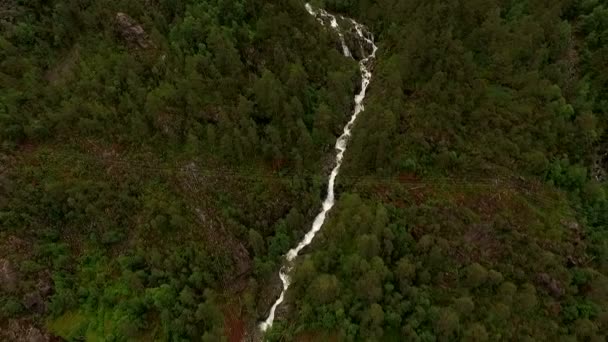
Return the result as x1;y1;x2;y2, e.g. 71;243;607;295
1;0;608;340
1;0;358;339
266;0;608;340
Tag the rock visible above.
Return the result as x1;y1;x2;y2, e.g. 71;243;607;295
0;258;18;292
591;144;607;181
1;319;60;342
25;327;49;342
537;273;565;298
343;30;366;60
37;276;53;297
560;219;580;232
23;291;45;314
342;24;375;60
115;12;152;49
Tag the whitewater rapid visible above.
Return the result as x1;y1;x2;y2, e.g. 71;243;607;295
259;3;377;333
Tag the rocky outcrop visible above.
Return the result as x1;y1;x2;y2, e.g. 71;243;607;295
115;12;152;49
592;146;607;181
537;272;565;298
0;319;60;342
0;258;18;292
343;25;375;61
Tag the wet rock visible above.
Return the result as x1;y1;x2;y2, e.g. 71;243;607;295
308;6;375;61
343;29;374;60
0;258;18;292
115;12;152;49
258;271;283;319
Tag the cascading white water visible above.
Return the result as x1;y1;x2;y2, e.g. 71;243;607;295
259;3;377;333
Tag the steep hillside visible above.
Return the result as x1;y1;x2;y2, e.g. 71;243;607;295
2;0;608;341
0;0;360;339
266;0;608;341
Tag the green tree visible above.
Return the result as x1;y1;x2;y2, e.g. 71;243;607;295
309;274;340;304
248;229;266;256
253;70;284;120
463;322;489;342
454;296;475;317
464;263;488;288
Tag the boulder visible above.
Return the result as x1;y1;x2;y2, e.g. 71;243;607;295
115;12;152;49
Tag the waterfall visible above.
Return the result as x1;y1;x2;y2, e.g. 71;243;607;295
259;3;378;333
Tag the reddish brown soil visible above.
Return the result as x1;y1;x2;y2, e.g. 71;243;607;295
223;304;246;342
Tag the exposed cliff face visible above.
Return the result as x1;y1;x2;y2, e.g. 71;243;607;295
343;23;375;60
0;258;17;292
309;9;375;61
0;318;59;342
115;12;152;49
592;146;607;181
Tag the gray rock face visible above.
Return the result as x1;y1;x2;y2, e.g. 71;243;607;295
592;146;607;181
25;326;49;342
343;26;375;61
0;258;18;292
115;12;152;49
1;319;57;342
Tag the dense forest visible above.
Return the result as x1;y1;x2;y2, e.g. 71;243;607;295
1;0;608;341
1;0;360;339
269;0;608;340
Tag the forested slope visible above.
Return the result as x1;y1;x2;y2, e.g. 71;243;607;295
2;0;608;341
266;0;608;341
0;0;361;340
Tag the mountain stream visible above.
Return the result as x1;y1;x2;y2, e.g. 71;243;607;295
259;3;378;333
